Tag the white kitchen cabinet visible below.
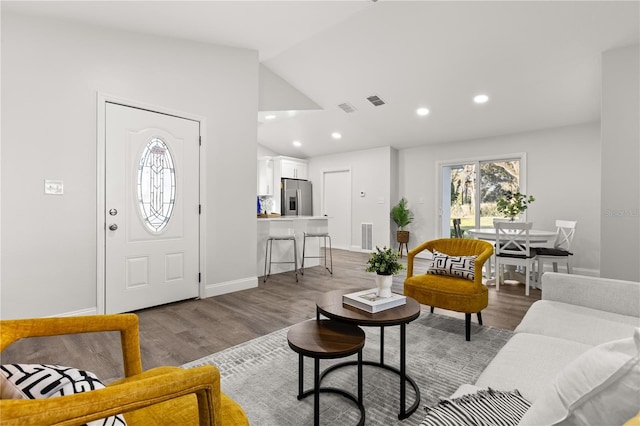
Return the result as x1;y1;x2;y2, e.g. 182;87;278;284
279;157;308;180
257;157;274;196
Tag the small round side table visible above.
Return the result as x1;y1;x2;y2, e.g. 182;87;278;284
287;319;366;426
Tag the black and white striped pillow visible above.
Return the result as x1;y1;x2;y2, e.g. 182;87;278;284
421;388;530;426
1;364;126;426
426;250;477;281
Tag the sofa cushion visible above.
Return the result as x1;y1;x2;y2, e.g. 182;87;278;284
426;250;476;281
422;388;530;426
518;328;640;426
474;333;592;403
1;364;126;426
515;300;640;346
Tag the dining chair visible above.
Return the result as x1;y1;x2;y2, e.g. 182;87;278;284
535;220;577;281
452;218;463;238
485;218;524;278
494;221;536;296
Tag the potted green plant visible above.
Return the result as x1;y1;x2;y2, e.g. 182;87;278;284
365;246;404;298
391;197;414;246
496;191;535;221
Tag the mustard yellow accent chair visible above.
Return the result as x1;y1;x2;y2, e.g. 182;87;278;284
0;314;249;426
404;238;494;341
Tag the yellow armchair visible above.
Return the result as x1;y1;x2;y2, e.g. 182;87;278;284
0;314;248;426
404;238;494;341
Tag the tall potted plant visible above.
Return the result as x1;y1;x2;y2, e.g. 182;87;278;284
496;191;535;221
365;246;404;298
391;197;414;246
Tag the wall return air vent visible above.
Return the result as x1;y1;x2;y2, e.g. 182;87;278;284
361;223;373;250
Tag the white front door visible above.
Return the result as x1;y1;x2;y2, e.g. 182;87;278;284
323;170;351;250
105;103;200;314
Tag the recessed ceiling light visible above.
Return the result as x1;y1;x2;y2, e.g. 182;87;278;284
292;140;302;147
416;107;430;116
474;94;489;104
331;132;342;139
264;114;276;120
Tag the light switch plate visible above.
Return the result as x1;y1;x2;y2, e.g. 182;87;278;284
45;180;64;195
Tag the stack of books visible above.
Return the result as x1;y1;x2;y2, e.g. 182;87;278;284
342;289;406;313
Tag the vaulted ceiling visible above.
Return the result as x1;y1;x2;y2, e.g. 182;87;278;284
4;1;639;158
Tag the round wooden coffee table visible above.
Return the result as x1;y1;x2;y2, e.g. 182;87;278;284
316;289;422;420
287;319;366;426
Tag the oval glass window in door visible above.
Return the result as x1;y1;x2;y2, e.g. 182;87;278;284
137;137;176;233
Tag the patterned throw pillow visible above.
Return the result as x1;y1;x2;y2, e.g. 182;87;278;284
421;388;531;426
426;250;477;281
1;364;126;426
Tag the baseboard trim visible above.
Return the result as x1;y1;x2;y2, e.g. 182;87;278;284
203;277;258;298
48;307;97;318
541;266;599;277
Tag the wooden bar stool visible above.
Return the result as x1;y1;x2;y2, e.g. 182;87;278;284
287;320;365;426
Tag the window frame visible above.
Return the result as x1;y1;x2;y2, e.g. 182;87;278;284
436;152;528;238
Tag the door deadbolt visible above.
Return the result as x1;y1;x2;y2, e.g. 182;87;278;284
109;224;118;231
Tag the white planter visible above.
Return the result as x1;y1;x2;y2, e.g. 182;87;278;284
375;274;393;298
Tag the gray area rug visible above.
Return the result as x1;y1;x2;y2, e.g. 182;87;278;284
183;311;513;425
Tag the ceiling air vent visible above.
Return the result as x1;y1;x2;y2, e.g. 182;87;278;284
338;102;357;113
366;95;386;107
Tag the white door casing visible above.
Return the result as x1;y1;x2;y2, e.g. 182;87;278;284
322;169;351;250
104;102;200;314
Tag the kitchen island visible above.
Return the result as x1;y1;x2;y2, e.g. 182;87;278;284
257;216;329;278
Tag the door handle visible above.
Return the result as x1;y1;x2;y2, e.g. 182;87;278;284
109;224;118;231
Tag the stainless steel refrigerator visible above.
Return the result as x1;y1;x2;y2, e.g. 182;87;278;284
281;178;312;216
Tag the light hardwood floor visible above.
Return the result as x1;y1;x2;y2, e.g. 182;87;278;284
1;249;540;382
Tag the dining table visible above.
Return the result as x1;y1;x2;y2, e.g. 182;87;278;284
465;227;558;289
466;227;557;244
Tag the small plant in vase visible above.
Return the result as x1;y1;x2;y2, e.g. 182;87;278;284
365;246;404;298
496;191;535;221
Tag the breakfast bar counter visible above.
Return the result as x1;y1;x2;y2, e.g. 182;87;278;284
257;216;329;277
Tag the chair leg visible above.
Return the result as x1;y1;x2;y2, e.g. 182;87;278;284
430;306;435;313
536;257;543;284
293;238;298;283
525;263;530;296
263;239;271;283
301;235;306;275
477;312;483;325
465;313;471;341
327;235;333;274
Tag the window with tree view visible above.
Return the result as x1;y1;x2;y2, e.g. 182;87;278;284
441;157;524;238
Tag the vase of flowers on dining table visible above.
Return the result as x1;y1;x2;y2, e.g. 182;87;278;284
496;191;535;221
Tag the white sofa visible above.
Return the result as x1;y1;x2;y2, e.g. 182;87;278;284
453;272;640;425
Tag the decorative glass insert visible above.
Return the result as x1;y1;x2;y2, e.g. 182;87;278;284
137;137;176;233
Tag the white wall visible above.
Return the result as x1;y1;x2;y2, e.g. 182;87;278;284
601;44;640;281
398;123;602;274
1;12;259;319
308;147;393;251
258;64;320;112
